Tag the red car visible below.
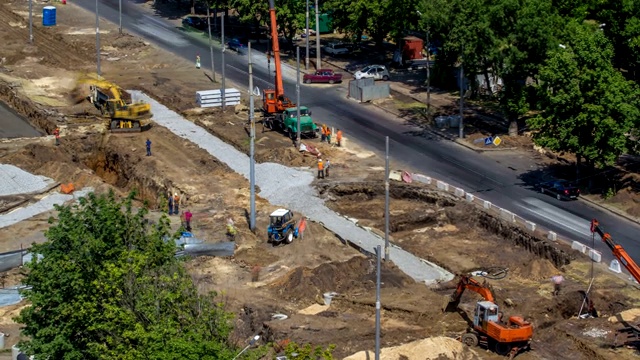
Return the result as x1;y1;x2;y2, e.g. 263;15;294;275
303;69;343;84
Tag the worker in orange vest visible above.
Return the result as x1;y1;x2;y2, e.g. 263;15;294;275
326;127;332;144
337;129;343;147
173;193;181;215
317;158;324;179
320;124;327;142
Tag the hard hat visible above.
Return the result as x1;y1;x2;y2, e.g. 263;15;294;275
174;193;177;196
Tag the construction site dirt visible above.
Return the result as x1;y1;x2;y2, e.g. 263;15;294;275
1;0;640;359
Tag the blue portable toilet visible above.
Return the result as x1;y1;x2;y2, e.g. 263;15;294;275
42;6;56;26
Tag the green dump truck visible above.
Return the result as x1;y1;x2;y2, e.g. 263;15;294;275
264;106;319;139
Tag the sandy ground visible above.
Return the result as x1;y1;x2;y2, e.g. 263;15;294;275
0;1;640;359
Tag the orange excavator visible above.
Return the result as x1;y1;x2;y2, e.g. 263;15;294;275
590;219;640;284
263;0;295;116
444;275;533;359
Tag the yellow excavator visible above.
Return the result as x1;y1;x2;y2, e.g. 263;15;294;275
73;76;152;133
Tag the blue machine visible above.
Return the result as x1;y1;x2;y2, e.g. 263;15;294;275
267;209;299;245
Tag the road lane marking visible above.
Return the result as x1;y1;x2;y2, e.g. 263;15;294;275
518;197;592;237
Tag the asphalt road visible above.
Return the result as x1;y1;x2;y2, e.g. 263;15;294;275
74;0;640;267
0;101;42;139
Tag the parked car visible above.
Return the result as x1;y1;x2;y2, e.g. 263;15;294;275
299;29;316;38
323;42;350;56
538;180;580;200
303;69;343;84
354;65;390;81
227;38;246;53
181;16;208;31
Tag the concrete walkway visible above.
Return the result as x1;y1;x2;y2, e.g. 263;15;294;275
131;90;453;284
0;189;93;229
0;164;55;196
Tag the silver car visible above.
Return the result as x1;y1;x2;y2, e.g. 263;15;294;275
354;65;390;81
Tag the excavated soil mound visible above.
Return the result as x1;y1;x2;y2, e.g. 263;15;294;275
271;256;410;303
516;258;559;280
322;182;458;206
344;336;480;360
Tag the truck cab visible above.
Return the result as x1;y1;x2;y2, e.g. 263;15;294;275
274;107;318;139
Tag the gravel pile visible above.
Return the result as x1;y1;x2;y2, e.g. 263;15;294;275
131;91;453;284
0;189;93;229
0;164;55;196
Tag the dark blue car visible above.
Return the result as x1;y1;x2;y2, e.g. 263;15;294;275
227;38;246;53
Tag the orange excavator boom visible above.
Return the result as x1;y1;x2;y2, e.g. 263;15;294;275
590;219;640;284
268;0;284;98
444;275;495;312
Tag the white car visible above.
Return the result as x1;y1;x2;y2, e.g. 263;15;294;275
354;65;390;81
323;42;350;55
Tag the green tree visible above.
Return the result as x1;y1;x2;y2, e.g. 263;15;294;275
528;21;640;176
284;342;335;359
231;0;304;51
16;191;236;359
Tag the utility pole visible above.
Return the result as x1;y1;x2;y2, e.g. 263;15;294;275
118;0;122;34
305;0;310;70
296;46;301;146
248;42;256;231
426;28;430;112
459;62;464;139
206;6;216;82
375;245;382;360
28;0;33;43
314;0;321;69
221;14;226;111
96;0;101;77
384;136;390;262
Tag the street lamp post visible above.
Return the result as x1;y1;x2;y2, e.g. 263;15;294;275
296;46;301;146
232;335;260;360
118;0;122;34
96;0;101;77
248;42;256;231
459;61;464;139
221;13;226;111
206;6;216;82
28;0;33;43
305;0;310;70
314;0;321;69
425;28;431;112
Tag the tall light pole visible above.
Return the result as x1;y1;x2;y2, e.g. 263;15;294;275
118;0;122;34
221;13;226;111
375;245;382;360
96;0;101;77
28;0;33;43
384;136;390;262
314;0;321;69
426;28;431;112
232;335;260;360
305;0;310;70
296;46;301;146
206;6;216;82
459;61;464;139
248;42;256;231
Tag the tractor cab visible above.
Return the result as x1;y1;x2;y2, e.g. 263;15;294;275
267;209;298;245
474;301;500;329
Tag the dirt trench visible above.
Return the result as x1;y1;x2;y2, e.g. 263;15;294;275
322;182;574;268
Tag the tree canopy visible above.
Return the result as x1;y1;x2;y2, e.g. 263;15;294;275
16;191;236;359
528;21;640;169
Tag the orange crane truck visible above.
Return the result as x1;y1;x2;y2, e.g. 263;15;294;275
444;275;533;359
262;0;318;139
590;219;640;284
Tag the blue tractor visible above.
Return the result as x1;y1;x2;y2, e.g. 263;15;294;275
267;208;300;245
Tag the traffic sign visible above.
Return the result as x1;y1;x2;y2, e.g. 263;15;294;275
493;136;502;146
484;137;493;146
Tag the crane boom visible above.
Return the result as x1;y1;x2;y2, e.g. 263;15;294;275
590;219;640;284
268;0;284;97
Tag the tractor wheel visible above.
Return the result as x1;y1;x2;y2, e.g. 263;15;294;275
495;342;512;356
461;333;478;347
285;229;294;244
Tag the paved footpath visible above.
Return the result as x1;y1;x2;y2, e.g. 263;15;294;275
131;90;453;284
